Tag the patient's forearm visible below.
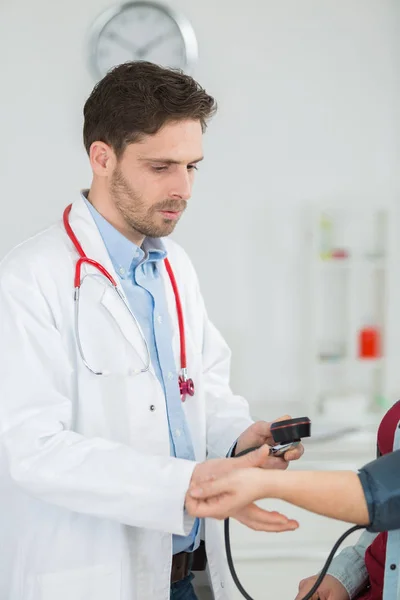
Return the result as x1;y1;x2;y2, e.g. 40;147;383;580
263;470;370;526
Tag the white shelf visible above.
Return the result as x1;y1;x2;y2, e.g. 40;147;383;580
317;357;384;369
316;257;386;271
302;205;395;421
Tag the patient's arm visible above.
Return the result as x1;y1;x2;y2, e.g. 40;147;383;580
188;469;370;526
188;450;400;532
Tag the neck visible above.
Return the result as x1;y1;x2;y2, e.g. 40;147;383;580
87;181;145;247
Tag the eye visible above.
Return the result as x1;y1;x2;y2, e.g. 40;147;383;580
152;165;168;172
187;164;198;171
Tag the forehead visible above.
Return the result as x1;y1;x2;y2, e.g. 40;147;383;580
126;119;203;162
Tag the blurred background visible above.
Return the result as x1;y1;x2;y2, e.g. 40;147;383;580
1;0;400;597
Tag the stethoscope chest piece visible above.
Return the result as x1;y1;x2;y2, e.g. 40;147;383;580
179;376;195;401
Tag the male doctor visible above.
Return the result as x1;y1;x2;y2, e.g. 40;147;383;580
0;61;302;600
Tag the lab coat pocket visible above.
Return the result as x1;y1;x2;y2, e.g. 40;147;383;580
38;564;121;600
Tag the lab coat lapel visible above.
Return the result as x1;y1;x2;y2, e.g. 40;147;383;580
67;196;151;369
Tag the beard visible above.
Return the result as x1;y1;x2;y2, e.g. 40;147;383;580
109;166;187;239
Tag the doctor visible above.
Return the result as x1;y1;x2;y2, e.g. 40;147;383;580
0;60;302;600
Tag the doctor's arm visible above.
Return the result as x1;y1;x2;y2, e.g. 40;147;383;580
0;270;197;536
0;265;285;536
187;449;400;533
0;266;295;536
198;287;302;463
200;310;254;459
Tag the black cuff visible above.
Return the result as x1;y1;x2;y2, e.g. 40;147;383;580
358;450;400;532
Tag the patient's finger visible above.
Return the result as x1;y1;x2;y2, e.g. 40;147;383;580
235;504;299;532
186;493;236;518
187;491;296;525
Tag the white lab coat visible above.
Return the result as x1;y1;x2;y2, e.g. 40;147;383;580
0;196;254;600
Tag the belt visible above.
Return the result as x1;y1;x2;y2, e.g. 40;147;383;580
171;541;207;584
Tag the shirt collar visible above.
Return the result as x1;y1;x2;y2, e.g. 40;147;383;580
81;191;166;276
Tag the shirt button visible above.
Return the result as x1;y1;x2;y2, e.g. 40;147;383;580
149;405;156;412
119;267;125;275
390;564;397;570
175;429;181;437
157;315;163;324
167;372;174;380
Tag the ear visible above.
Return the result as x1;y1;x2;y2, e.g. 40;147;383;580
89;142;116;177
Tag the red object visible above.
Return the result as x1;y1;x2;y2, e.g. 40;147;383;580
331;248;349;259
358;327;380;359
164;258;195;402
360;400;400;600
178;377;195;400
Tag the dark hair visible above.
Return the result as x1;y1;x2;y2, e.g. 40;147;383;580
83;61;217;157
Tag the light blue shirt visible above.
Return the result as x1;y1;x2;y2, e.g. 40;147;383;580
83;195;199;554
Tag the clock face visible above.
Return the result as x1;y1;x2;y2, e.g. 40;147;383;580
89;1;198;80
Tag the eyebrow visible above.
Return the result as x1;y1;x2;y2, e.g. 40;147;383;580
139;156;204;165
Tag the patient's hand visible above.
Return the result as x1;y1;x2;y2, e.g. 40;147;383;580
186;468;299;532
295;574;350;600
187;468;269;518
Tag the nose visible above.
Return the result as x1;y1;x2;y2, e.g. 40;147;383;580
169;169;192;201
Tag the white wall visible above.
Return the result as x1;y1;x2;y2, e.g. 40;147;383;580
1;0;399;408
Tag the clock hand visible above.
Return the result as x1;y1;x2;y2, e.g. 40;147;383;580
106;31;138;54
136;32;172;57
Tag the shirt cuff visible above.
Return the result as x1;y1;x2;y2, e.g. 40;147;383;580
227;441;237;458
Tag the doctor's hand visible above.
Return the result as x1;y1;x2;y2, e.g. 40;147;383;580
295;574;350;600
234;416;304;466
187;447;299;533
186;466;299;532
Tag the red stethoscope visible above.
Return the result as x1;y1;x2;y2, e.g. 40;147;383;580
63;204;195;401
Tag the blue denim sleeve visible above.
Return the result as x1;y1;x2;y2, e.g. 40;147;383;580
326;529;377;599
358;449;400;532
